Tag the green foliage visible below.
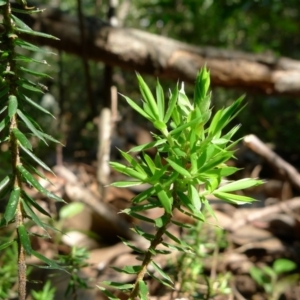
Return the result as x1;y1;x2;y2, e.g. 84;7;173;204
0;0;63;297
100;68;263;299
31;280;56;300
250;258;299;300
58;247;91;298
0;241;18;299
175;220;231;299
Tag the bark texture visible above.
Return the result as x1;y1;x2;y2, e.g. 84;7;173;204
25;8;300;95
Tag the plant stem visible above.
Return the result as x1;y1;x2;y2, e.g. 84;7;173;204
128;212;172;299
3;1;26;299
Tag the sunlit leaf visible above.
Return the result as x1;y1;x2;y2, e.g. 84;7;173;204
155;185;172;213
273;259;297;274
164;84;178;123
0;175;10;193
121;94;151;120
110;181;142;188
188;184;201;211
59;202;85;220
156;80;165;121
139;280;149;300
137;73;159;120
213;191;256;205
216;178;264;193
110;162;147;181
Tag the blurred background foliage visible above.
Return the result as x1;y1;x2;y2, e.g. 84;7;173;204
1;0;300;177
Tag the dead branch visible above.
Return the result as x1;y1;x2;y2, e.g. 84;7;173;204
229;197;300;231
23;7;300;96
244;134;300;190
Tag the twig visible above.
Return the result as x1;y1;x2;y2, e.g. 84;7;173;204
97;108;112;199
229;197;300;231
244;134;300;190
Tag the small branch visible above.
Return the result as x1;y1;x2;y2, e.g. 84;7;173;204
3;2;26;299
244;134;300;190
129;212;172;299
229;197;300;231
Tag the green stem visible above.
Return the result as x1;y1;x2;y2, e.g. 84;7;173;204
3;1;26;299
128;212;172;299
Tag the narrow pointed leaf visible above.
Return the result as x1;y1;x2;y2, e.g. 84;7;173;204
0;176;10;193
164;84;178;123
110;181;142;188
119;149;147;175
8;95;18;118
20;95;55;117
121;94;151;120
101;281;134;290
97;287;119;300
22;191;51;218
156;80;165;121
19;66;52;78
149;273;174;289
151;261;173;283
214;191;256;205
119;237;145;253
19;143;53;173
16;28;59;40
143;153;156;174
13;128;32;150
132;186;156;203
216;178;264;193
0;239;15;251
169;117;202;136
31;250;65;271
17;79;44;93
139;280;149;300
37;131;61;144
188;184;201;211
4;187;20;224
21;198;47;230
156;187;172;213
17;165;64;202
129;139;166;153
128;212;155;224
110;162;147;181
0;116;9;133
17;109;47;143
165;158;191;178
137;73;159;119
18;224;32;254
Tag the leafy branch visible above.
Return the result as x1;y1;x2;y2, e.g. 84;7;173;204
0;1;62;299
99;68;263;299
